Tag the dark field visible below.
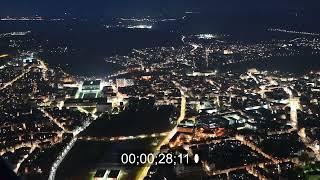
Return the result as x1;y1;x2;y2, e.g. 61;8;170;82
81;105;176;137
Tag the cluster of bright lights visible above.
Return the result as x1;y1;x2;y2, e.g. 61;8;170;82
127;25;152;29
196;34;217;39
105;24;152;29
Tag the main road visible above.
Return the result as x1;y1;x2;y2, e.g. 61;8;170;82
48;112;98;180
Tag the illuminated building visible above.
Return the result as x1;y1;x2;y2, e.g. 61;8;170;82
177;119;195;133
223;49;234;55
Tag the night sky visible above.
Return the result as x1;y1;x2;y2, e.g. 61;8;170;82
1;0;319;18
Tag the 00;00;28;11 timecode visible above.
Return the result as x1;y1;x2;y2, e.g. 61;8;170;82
120;153;200;166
